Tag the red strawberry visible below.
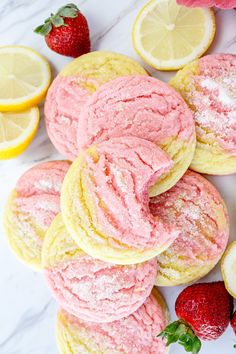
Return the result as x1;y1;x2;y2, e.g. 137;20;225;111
231;312;236;349
34;3;90;57
158;282;233;354
231;311;236;335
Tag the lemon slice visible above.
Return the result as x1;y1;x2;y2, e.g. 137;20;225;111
0;107;40;159
0;46;51;111
132;0;216;70
221;241;236;299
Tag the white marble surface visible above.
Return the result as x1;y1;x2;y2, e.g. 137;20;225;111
0;1;235;353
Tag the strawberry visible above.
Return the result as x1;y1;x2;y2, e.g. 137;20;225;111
34;3;90;57
158;282;233;354
231;311;236;349
231;311;236;335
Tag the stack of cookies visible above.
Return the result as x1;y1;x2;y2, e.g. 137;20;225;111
4;50;235;353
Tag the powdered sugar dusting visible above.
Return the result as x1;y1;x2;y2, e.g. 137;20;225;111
177;0;236;9
45;52;147;159
64;136;178;258
46;253;157;322
35;179;61;193
187;54;236;155
43;216;158;323
15;161;70;227
5;161;70;267
200;77;235;106
57;291;168;354
150;171;229;284
78;75;195;195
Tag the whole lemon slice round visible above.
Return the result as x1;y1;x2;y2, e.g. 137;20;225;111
0;106;40;159
221;241;236;299
0;46;51;111
132;0;216;70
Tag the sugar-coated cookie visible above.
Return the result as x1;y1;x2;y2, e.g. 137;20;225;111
150;170;229;286
170;53;236;174
77;75;196;196
42;214;157;322
44;51;147;160
177;0;236;9
61;136;179;265
4;160;70;270
56;289;169;354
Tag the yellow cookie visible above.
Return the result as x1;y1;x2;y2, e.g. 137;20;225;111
56;288;169;354
76;75;196;197
4;160;70;270
44;51;148;160
170;53;236;174
42;214;157;323
150;170;229;286
61;137;179;265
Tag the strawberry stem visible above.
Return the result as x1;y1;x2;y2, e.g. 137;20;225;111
34;3;79;36
158;320;202;354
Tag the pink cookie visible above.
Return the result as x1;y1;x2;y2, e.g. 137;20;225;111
177;0;236;8
61;136;179;265
42;214;157;322
44;51;147;160
4;160;71;269
45;75;89;160
56;289;169;354
150;170;229;286
77;75;196;196
170;53;236;174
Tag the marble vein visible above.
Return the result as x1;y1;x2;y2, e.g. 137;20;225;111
0;300;53;349
92;0;141;44
0;0;38;18
226;35;236;49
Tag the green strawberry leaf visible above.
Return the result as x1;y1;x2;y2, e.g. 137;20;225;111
192;338;202;354
58;7;78;18
166;333;179;345
34;3;79;35
34;24;44;33
157;321;179;336
158;320;202;354
51;15;64;27
34;21;52;36
57;3;79;18
63;3;78;10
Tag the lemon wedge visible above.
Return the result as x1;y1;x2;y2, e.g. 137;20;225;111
132;0;215;70
221;241;236;299
0;46;51;111
0;107;39;159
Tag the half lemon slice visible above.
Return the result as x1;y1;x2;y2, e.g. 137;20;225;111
221;241;236;299
132;0;215;70
0;46;51;111
0;106;40;159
